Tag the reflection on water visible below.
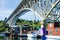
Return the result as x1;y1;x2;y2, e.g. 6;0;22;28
0;36;60;40
19;37;60;40
19;37;41;40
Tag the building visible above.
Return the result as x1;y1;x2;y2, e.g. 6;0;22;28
47;22;60;36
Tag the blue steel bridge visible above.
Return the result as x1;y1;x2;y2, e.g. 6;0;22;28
1;0;60;40
5;0;60;28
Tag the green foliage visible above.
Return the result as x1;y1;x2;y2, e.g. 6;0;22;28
0;36;4;39
16;19;41;27
44;22;48;28
0;21;7;32
0;27;6;32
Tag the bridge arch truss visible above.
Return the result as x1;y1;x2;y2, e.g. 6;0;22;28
6;0;60;27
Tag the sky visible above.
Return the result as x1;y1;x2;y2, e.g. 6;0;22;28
0;0;40;21
20;11;41;21
0;0;22;20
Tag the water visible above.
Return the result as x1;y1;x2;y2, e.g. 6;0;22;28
0;36;60;40
19;37;60;40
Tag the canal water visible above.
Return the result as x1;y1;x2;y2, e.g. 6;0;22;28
0;36;60;40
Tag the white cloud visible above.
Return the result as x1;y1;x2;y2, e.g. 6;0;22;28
0;8;13;20
0;0;8;8
0;0;10;20
0;0;16;20
0;8;13;15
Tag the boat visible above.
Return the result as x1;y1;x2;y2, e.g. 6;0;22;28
27;34;37;38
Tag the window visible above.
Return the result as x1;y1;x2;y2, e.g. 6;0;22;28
50;23;52;27
54;22;60;28
49;30;52;35
55;28;58;32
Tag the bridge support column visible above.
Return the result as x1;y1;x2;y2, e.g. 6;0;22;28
40;21;46;35
20;26;22;35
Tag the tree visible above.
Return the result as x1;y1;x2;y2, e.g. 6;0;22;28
16;19;41;28
0;21;7;32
